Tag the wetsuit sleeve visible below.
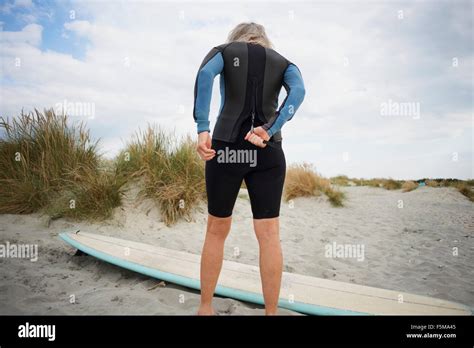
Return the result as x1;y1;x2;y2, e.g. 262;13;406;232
193;48;224;134
262;64;305;138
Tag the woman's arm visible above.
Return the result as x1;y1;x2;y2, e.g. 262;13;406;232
262;64;306;137
193;49;224;134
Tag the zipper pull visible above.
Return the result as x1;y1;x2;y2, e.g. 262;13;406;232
251;111;255;133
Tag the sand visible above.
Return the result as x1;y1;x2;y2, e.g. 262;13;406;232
0;185;473;315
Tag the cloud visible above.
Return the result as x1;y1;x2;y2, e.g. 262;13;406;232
0;22;42;45
63;19;93;37
14;0;33;8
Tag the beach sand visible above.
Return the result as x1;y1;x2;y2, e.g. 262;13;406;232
0;185;473;315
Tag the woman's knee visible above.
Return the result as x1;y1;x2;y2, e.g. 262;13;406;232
206;214;232;240
253;217;280;243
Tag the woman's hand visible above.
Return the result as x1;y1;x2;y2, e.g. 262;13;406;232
244;126;270;148
197;131;216;161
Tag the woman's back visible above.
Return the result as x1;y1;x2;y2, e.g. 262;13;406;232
193;41;304;143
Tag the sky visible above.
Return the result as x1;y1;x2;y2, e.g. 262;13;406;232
0;0;472;179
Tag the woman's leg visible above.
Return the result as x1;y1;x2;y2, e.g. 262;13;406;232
201;137;246;315
253;217;282;315
198;214;232;315
244;146;286;315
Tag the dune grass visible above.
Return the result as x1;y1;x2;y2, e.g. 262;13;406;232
330;175;350;186
354;178;403;190
284;163;345;207
0;109;124;219
455;182;474;202
353;178;383;187
116;125;205;226
425;180;439;187
428;178;468;188
402;181;418;192
382;178;402;190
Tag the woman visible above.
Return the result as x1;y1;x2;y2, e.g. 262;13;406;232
193;22;305;315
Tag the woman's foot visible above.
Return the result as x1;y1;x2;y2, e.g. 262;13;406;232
197;305;215;315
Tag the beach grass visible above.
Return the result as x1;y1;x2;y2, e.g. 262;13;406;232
402;181;418;192
455;182;474;202
0;109;124;219
425;180;439;187
116;125;205;226
330;175;350;186
381;178;402;190
284;163;345;207
353;178;383;187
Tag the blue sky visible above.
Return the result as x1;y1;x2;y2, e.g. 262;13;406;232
0;0;89;59
0;0;472;179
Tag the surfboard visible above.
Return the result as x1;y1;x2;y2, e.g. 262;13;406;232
59;231;472;316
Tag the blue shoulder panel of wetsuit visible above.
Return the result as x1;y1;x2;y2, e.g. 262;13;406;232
194;52;224;133
264;64;306;138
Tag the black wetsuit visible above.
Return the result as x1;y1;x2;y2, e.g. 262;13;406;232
205;117;286;219
193;42;305;219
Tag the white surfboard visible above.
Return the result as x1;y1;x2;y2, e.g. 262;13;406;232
59;231;472;316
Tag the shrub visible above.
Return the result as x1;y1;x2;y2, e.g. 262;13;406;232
382;178;402;190
425;180;439;187
402;181;418;192
330;175;350;186
358;178;383;187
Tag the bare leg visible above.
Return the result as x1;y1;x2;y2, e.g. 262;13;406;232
253;217;283;315
198;214;232;315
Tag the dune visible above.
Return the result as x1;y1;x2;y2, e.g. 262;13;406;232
0;185;472;315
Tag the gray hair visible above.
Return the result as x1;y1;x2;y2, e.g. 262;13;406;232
227;22;273;48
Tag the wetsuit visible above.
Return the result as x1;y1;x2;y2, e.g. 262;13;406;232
193;42;305;218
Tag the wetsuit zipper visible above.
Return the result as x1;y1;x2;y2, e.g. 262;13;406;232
250;77;257;133
250;77;278;148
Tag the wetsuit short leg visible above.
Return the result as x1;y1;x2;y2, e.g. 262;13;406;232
205;118;286;219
